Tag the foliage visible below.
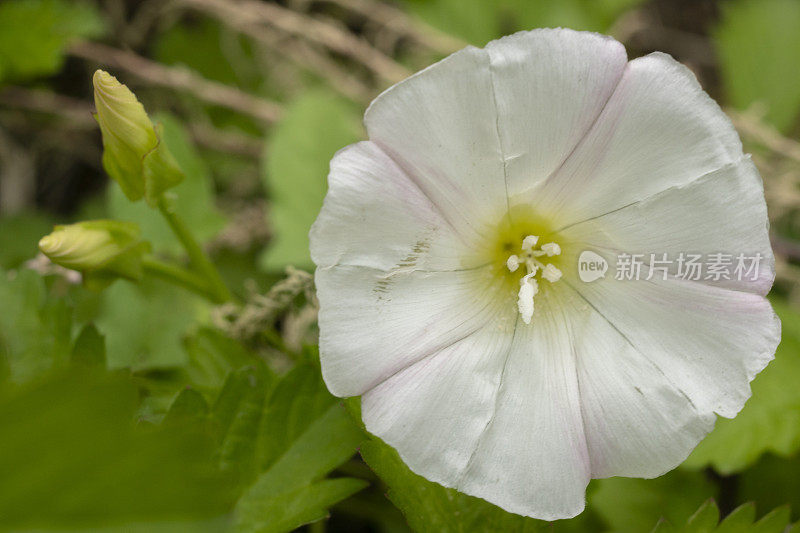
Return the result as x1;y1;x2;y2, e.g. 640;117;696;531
684;300;800;473
0;0;105;83
259;90;362;271
714;0;800;133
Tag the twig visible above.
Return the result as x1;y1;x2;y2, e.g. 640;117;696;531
68;41;283;124
728;106;800;164
321;0;464;55
0;86;263;158
179;0;411;84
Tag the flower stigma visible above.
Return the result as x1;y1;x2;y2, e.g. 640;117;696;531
505;234;562;324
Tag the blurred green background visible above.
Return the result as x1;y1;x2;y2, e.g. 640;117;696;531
1;0;800;531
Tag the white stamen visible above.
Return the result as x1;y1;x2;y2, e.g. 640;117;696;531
506;254;520;272
540;242;561;256
517;274;538;324
521;235;539;251
541;263;563;283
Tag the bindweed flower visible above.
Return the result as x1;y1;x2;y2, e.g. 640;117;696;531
310;29;781;520
39;220;149;290
93;70;183;207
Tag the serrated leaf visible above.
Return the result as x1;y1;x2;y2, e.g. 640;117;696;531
108;113;226;255
651;501;794;533
259;90;361;271
0;0;105;83
685;500;720;533
234;402;366;533
716;502;756;533
685;300;800;473
714;0;800;132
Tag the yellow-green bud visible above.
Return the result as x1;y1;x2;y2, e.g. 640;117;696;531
38;220;150;290
93;70;184;206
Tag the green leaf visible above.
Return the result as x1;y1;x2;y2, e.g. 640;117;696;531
234;403;367;533
0;0;105;83
164;387;210;426
95;277;209;370
739;453;800;520
651;500;794;533
360;437;551;532
591;470;718;533
0;367;235;529
714;0;800;132
0;211;53;269
259;90;361;271
0;268;72;382
184;327;253;392
70;324;106;368
685;300;800;473
108;113;226;255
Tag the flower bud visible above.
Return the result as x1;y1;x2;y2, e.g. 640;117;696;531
38;220;150;290
93;70;184;206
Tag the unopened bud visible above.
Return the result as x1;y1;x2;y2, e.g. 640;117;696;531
93;70;183;206
39;220;150;290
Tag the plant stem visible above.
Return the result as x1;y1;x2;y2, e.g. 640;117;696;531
142;256;219;301
157;197;232;303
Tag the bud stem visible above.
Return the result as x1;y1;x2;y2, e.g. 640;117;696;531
141;256;221;302
157;197;232;303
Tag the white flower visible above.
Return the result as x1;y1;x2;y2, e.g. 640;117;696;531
310;28;780;520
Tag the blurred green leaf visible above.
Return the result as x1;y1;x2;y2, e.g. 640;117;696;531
95;277;208;371
739;453;800;520
0;212;53;269
108;113;226;256
651;500;795;533
714;0;800;132
70;324;106;368
404;0;646;46
591;470;718;533
684;300;800;473
0;0;105;83
0;367;235;529
0;268;72;382
259;90;361;272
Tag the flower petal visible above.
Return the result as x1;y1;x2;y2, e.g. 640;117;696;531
534;52;743;227
316;265;508;397
558;288;716;478
560;156;774;295
361;314;515;485
457;291;590;520
567;275;780;420
485;29;628;198
311;141;480;272
364;46;507;241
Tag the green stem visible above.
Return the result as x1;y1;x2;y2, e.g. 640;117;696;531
142;256;219;302
157;197;232;303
